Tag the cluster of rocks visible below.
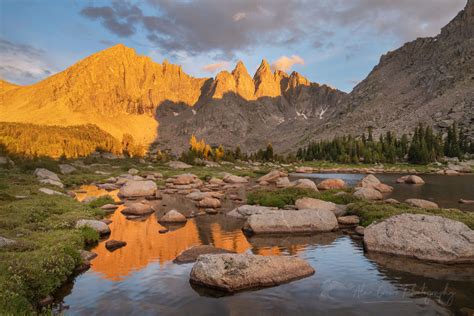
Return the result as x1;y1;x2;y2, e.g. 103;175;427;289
256;169;319;191
352;174;392;200
35;168;64;189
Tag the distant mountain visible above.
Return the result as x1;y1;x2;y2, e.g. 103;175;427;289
0;0;472;157
308;0;473;143
0;45;346;154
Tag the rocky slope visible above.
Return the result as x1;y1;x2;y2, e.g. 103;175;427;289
0;44;208;146
0;1;472;155
311;0;474;142
0;45;346;153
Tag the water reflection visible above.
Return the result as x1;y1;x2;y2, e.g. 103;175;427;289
75;185;120;202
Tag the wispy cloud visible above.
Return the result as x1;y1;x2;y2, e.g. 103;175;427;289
201;61;230;73
271;55;304;72
0;38;57;85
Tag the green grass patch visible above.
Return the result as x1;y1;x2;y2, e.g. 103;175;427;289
0;167;104;313
87;196;114;208
247;187;357;208
347;201;474;229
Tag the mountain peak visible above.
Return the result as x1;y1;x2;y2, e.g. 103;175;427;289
231;61;254;100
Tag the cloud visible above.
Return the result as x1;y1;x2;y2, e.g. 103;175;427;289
232;12;246;22
271;55;304;72
0;38;56;85
201;61;231;73
79;0;466;58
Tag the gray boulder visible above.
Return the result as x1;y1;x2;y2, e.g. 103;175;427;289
291;179;318;191
405;198;439;209
243;209;338;235
59;164;77;174
295;197;337;212
75;219;110;235
364;214;474;263
34;168;61;182
118;180;157;197
0;236;16;248
190;253;315;292
227;205;278;219
353;188;383;200
121;202;154;216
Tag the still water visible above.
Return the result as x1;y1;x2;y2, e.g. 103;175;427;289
291;173;474;212
56;186;474;315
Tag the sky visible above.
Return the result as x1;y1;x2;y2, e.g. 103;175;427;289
0;0;467;92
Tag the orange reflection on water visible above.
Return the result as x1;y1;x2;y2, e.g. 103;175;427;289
90;208;254;281
75;185;120;202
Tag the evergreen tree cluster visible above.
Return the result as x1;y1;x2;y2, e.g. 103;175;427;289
297;124;473;164
0;122;122;158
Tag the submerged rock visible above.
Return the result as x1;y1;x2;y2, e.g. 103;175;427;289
364;214;474;263
105;240;127;251
405;198;439;209
118;180;157;197
174;245;235;264
190;254;315;292
459;199;474;204
75;219;110;235
243;209;338;235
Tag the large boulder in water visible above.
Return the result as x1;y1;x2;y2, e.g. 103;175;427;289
118;180;157;197
174;245;235;263
190;253;315;292
357;174;380;188
243;209;338;235
404;175;425;184
364;214;474;263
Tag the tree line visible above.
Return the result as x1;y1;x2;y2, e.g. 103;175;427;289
297;124;473;164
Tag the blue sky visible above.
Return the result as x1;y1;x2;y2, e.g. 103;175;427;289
0;0;466;92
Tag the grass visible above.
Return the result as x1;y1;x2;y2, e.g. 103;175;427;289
247;187;358;208
347;201;474;229
87;196;115;208
0;167;105;313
